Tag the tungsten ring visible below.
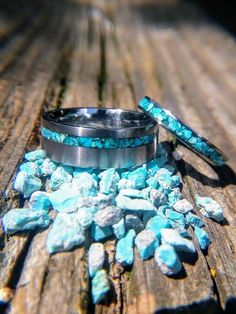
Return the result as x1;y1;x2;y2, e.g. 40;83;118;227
139;96;228;166
41;107;159;168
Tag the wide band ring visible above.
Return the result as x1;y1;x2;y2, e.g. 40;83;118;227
41;107;159;168
139;96;228;166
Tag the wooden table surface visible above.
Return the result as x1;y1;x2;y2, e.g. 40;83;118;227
0;0;236;313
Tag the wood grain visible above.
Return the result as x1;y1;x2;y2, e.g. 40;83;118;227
0;0;236;313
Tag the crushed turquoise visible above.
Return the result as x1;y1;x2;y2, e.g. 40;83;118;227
41;127;154;149
139;96;227;166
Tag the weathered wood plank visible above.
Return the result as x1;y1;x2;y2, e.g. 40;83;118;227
0;1;74;308
1;1;236;313
111;3;218;313
145;21;236;311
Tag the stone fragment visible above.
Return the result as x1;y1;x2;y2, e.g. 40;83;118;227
119;189;144;199
112;218;126;239
98;168;120;195
168;188;183;206
171;175;181;188
73;167;93;177
24;149;46;161
155;244;182;276
3;208;51;235
49;188;80;212
173;199;193;214
165;209;186;228
127;167;147;189
142;211;156;226
125;214;144;233
146;177;158;189
77;207;93;229
116;194;155;211
14;172;42;198
91;224;113;241
194;226;211;250
172;225;191;239
195;195;224;222
46;212;85;253
40;158;58;176
115;229;136;266
88;243;105;277
155;168;173;190
117;178;135;190
19;162;39;176
186;212;204;228
29;191;51;211
59;164;74;174
146;215;171;239
93;206;123;227
146;159;160;177
147;188;167;207
72;172;97;196
76;193;113;212
49;166;72;191
135;229;158;260
161;229;196;253
91;269;110;304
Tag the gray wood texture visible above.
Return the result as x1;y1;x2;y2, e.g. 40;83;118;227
0;0;236;313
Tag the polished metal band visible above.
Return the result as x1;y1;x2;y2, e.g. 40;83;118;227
41;107;159;168
41;107;157;138
41;137;157;168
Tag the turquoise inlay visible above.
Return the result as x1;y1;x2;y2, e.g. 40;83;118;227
139;97;227;166
41;127;154;149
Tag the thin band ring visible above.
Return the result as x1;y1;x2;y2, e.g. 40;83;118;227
139;96;228;166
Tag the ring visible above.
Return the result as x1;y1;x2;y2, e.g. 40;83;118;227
139;96;228;166
41;107;158;168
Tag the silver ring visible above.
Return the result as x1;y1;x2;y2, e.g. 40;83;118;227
139;96;228;166
41;107;159;168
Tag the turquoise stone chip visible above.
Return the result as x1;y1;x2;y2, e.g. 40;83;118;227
155;244;182;276
49;188;80;212
19;162;39;176
168;189;183;206
146;177;158;189
29;191;51;211
116;194;155;211
40;158;57;176
146;215;171;239
41;127;154;149
3;208;51;235
195;195;224;222
127;167;147;189
165;209;186;228
98;168;120;195
14;171;42;198
194;226;211;250
115;229;136;266
46;212;85;254
112;218;126;239
72;173;97;196
161;228;196;253
91;269;110;304
186;212;204;228
24;149;46;161
88;243;105;277
91;224;113;241
77;207;93;229
49;166;72;191
135;229;158;260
